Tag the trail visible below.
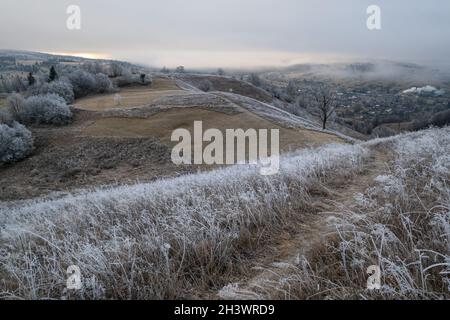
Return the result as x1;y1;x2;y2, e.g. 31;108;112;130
214;147;389;299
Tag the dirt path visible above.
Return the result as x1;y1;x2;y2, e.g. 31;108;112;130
215;147;389;299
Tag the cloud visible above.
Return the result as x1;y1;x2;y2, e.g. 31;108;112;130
0;0;449;68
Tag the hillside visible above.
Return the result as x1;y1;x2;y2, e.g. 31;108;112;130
1;51;448;301
0;76;343;201
1;127;448;299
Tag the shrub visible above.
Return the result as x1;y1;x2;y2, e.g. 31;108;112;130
429;109;450;127
114;72;150;87
0;121;33;164
0;109;12;124
198;79;213;92
410;109;450;131
371;125;396;138
67;70;96;98
6;92;26;119
94;73;113;93
19;94;73;125
27;80;75;104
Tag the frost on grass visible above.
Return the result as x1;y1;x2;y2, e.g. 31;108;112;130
0;143;368;299
258;127;450;300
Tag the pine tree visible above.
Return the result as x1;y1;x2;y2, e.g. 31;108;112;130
49;66;58;82
27;72;36;86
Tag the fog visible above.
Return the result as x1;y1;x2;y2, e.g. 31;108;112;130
0;0;449;68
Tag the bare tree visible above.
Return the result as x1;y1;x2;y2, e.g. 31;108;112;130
110;63;125;77
310;85;336;130
175;66;185;73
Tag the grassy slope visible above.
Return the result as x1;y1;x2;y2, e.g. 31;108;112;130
1;128;448;299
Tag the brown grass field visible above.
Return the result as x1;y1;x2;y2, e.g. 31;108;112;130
73;77;186;111
76;76;342;150
82;107;342;150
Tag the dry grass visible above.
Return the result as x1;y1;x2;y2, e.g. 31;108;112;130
73;77;185;111
82;107;343;150
0;143;369;299
220;128;450;300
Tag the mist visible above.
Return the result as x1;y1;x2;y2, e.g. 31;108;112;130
1;0;449;68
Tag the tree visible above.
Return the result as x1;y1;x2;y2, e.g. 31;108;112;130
310;85;336;130
175;66;185;73
6;93;25;119
67;70;96;98
248;73;262;87
160;66;170;74
110;63;125;77
217;68;225;76
285;80;298;103
140;74;146;84
27;72;36;86
49;66;58;82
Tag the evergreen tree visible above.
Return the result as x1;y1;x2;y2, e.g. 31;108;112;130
49;66;58;82
27;72;36;86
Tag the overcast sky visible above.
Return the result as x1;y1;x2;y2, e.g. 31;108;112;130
1;0;449;68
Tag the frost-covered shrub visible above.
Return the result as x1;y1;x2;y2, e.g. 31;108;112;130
114;73;142;87
94;73;113;93
19;94;72;125
5;92;26;120
0;121;33;164
27;80;75;104
198;79;213;92
67;70;96;98
0;109;12;124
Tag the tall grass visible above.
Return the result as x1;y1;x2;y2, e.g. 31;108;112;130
0;143;369;299
232;128;450;300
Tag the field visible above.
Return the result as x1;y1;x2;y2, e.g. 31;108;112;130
73;77;185;111
0;76;342;201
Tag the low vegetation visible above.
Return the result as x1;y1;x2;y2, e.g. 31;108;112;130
27;80;75;104
0;121;33;164
9;94;72;125
0;142;369;299
222;128;450;299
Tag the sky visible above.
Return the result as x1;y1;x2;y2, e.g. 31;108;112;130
0;0;449;68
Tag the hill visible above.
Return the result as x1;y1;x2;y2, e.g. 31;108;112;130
1;127;448;299
0;74;344;201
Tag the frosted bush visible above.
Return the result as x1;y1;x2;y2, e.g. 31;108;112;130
5;92;26;120
19;94;73;125
0;109;12;124
27;80;75;104
94;73;113;93
0;121;33;164
67;70;96;98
